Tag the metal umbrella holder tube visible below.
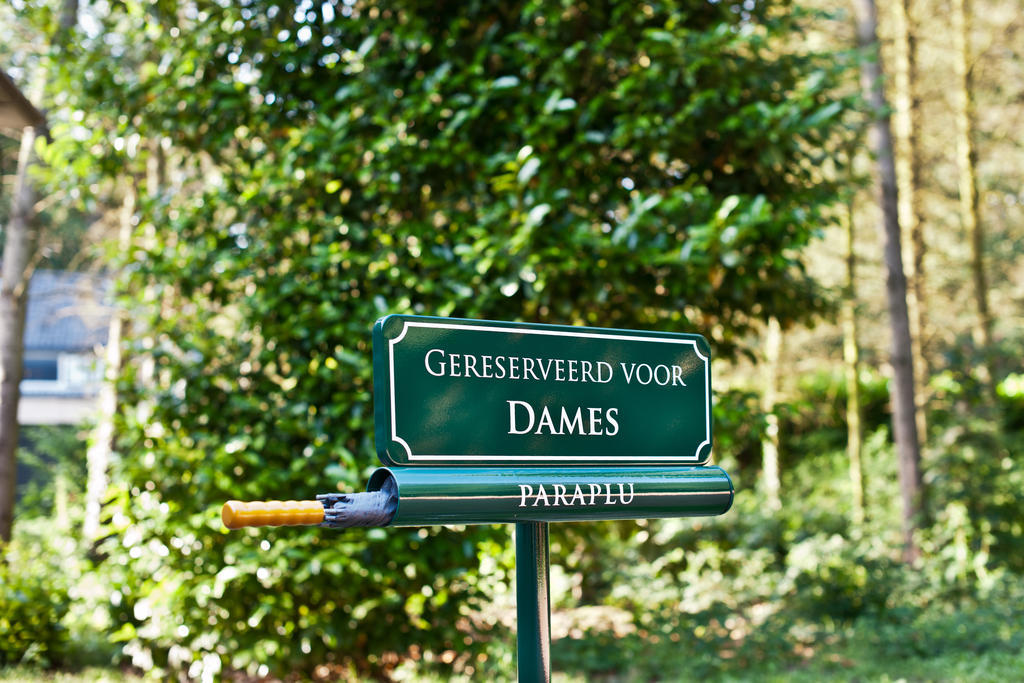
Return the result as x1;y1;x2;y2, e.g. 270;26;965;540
222;466;733;529
370;466;733;526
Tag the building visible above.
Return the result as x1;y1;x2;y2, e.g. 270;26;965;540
0;68;45;131
18;270;110;425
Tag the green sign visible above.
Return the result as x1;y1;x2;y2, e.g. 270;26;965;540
373;315;712;467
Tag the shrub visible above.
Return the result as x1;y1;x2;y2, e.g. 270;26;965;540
776;367;891;463
923;419;1024;576
15;424;88;520
0;538;71;667
781;534;900;624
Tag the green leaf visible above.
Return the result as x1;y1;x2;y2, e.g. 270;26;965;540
517;157;541;185
491;75;520;89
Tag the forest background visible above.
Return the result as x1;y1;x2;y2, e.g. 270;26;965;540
1;0;1022;680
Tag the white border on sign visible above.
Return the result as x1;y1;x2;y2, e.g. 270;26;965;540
388;320;712;463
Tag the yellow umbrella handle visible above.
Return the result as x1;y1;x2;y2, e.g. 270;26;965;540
221;500;324;529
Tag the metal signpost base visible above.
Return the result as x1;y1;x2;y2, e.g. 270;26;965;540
516;522;551;683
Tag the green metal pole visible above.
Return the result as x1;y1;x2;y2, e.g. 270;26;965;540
516;521;551;683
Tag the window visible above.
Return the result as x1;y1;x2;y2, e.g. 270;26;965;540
23;358;58;381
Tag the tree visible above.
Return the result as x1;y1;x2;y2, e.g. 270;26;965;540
0;120;39;543
0;69;46;545
890;0;930;442
82;188;135;540
761;317;783;512
840;196;865;526
851;0;924;561
951;0;994;394
53;0;855;676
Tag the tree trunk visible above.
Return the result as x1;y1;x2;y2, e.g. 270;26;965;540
83;188;135;540
951;0;994;392
0;126;38;543
55;470;70;530
891;0;930;444
841;199;865;527
761;316;782;512
852;0;923;562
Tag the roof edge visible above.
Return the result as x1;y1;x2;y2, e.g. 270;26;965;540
0;69;45;131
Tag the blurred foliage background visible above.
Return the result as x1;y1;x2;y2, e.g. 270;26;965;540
1;0;1022;680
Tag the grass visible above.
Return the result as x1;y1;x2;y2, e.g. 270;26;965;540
720;649;1024;682
0;668;140;683
546;649;1024;682
5;643;1022;682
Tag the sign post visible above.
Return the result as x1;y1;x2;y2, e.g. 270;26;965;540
516;522;551;683
223;315;732;682
371;314;722;682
